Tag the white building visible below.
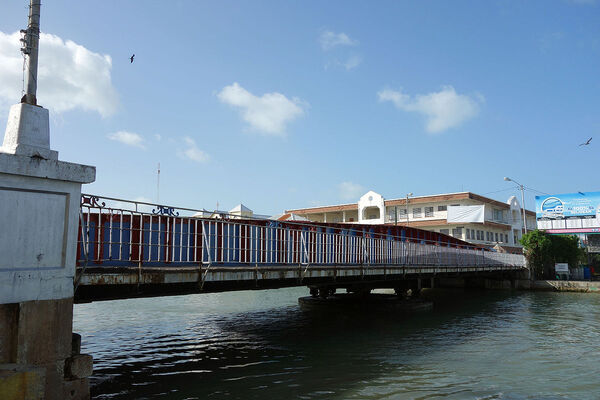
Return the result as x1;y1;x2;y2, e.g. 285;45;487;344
286;191;536;249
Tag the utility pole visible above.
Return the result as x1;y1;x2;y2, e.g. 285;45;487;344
1;0;57;160
405;193;413;227
20;0;41;105
520;184;527;234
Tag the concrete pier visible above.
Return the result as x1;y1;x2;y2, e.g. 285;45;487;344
0;152;95;399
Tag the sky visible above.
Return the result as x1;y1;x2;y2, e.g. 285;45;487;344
1;1;599;215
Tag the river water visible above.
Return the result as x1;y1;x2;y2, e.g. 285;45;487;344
73;288;600;399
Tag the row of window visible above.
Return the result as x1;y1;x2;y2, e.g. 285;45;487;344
388;204;458;219
466;229;509;243
440;228;510;243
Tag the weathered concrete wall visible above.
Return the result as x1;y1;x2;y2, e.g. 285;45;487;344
0;154;94;304
0;364;45;400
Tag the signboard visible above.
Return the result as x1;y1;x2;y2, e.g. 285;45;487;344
555;263;569;273
536;191;600;233
447;205;485;223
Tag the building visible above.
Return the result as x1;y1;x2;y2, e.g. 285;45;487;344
192;203;272;220
286;191;536;249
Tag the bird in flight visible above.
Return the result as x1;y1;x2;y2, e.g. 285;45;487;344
130;54;135;63
579;137;592;146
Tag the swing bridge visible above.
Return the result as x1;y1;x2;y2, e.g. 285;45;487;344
74;194;527;302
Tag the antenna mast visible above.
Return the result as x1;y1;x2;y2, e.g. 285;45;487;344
157;162;160;203
20;0;41;105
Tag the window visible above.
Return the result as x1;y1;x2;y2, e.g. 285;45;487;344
466;229;471;239
413;208;422;218
398;208;407;217
387;208;396;218
486;232;490;241
440;229;449;235
493;209;504;221
438;205;447;211
452;228;463;238
505;234;509;243
495;232;499;242
425;206;434;217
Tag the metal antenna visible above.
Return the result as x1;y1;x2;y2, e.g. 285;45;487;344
20;0;41;105
157;162;160;203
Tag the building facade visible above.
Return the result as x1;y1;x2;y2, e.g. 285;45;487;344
286;191;536;248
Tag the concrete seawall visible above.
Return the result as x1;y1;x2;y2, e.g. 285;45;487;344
531;280;600;293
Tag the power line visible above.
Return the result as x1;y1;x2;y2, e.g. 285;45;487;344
482;187;514;196
523;186;550;196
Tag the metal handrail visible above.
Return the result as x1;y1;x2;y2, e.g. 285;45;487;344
77;194;526;269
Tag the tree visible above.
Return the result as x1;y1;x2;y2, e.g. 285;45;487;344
520;230;552;278
549;235;584;268
520;230;583;279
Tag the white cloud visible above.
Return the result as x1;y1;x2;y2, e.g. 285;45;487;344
339;181;364;201
217;82;305;136
179;137;209;163
326;55;363;71
154;134;162;141
378;86;483;133
343;55;362;70
319;31;358;51
0;31;118;116
107;131;146;149
319;31;362;71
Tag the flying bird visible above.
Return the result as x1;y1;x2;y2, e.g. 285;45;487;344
130;54;135;63
579;137;592;146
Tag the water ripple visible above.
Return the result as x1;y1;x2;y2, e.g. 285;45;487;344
74;289;600;399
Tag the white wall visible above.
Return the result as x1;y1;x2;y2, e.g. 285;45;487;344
358;191;385;224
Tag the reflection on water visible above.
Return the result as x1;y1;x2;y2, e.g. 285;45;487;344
73;288;600;399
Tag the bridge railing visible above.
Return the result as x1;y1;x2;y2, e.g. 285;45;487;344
78;194;525;269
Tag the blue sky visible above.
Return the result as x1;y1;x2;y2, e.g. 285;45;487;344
1;1;599;215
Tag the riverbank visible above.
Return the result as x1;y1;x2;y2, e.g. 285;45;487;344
532;280;600;293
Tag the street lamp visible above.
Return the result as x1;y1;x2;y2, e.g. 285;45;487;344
405;192;413;226
504;177;527;234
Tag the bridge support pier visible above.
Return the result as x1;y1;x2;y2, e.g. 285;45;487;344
0;113;95;399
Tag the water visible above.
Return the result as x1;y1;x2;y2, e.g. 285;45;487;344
73;289;600;399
